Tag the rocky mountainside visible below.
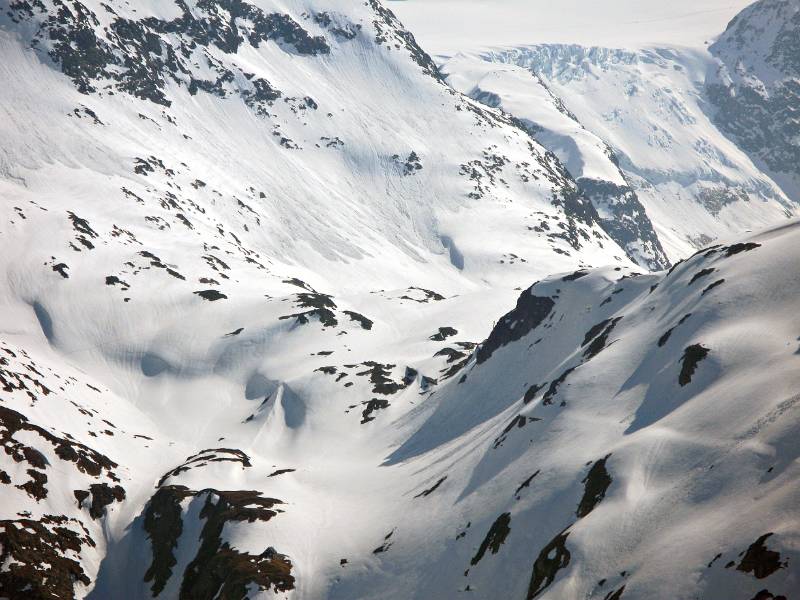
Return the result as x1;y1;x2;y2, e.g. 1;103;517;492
708;0;800;200
431;0;800;263
443;55;671;271
0;1;798;600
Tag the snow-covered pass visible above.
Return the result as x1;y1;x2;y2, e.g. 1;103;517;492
0;1;797;599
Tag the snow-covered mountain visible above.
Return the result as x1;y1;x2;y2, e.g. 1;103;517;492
0;1;798;599
443;55;671;270
400;0;800;262
708;0;800;200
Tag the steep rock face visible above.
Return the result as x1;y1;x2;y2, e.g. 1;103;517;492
708;0;800;200
576;173;667;271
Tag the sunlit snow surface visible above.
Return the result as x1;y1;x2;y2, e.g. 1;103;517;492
0;1;798;599
395;0;799;261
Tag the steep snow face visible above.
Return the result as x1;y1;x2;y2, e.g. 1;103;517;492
0;0;628;298
708;0;800;200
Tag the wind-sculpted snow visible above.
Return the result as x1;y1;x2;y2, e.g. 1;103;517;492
0;0;799;599
385;221;800;599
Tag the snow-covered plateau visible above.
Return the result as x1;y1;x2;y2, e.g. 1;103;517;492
0;1;797;599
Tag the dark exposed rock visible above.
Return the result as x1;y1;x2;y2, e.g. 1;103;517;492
493;414;541;448
343;310;373;330
0;346;54;402
179;489;293;599
282;277;314;291
723;242;761;257
194;289;227;301
82;483;126;519
582;318;616;346
17;468;48;500
402;366;418;386
542;366;576;405
436;343;476;380
749;591;787;600
430;326;458;341
470;512;511;565
74;489;90;508
514;470;540;499
414;476;447;498
104;275;129;289
143;485;192;595
702;279;725;295
736;533;786;579
476;288;554;364
527;529;571;599
0;514;95;600
577;454;612;518
603;586;626;600
138;250;185;280
689;268;715;285
11;0;328;109
366;0;442;81
143;483;293;599
356;361;406;395
582;317;622;360
679;344;709;386
372;529;395;554
578;178;669;271
268;468;295;477
696;187;748;216
658;313;691;347
52;262;70;278
709;0;800;193
158;448;251;487
280;292;337;327
562;269;589;281
360;398;389;424
399;286;445;302
523;383;544;404
0;405;119;480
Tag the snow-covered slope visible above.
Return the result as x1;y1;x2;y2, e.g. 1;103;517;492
444;43;798;262
382;220;800;600
402;0;800;262
1;1;799;599
443;55;670;270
